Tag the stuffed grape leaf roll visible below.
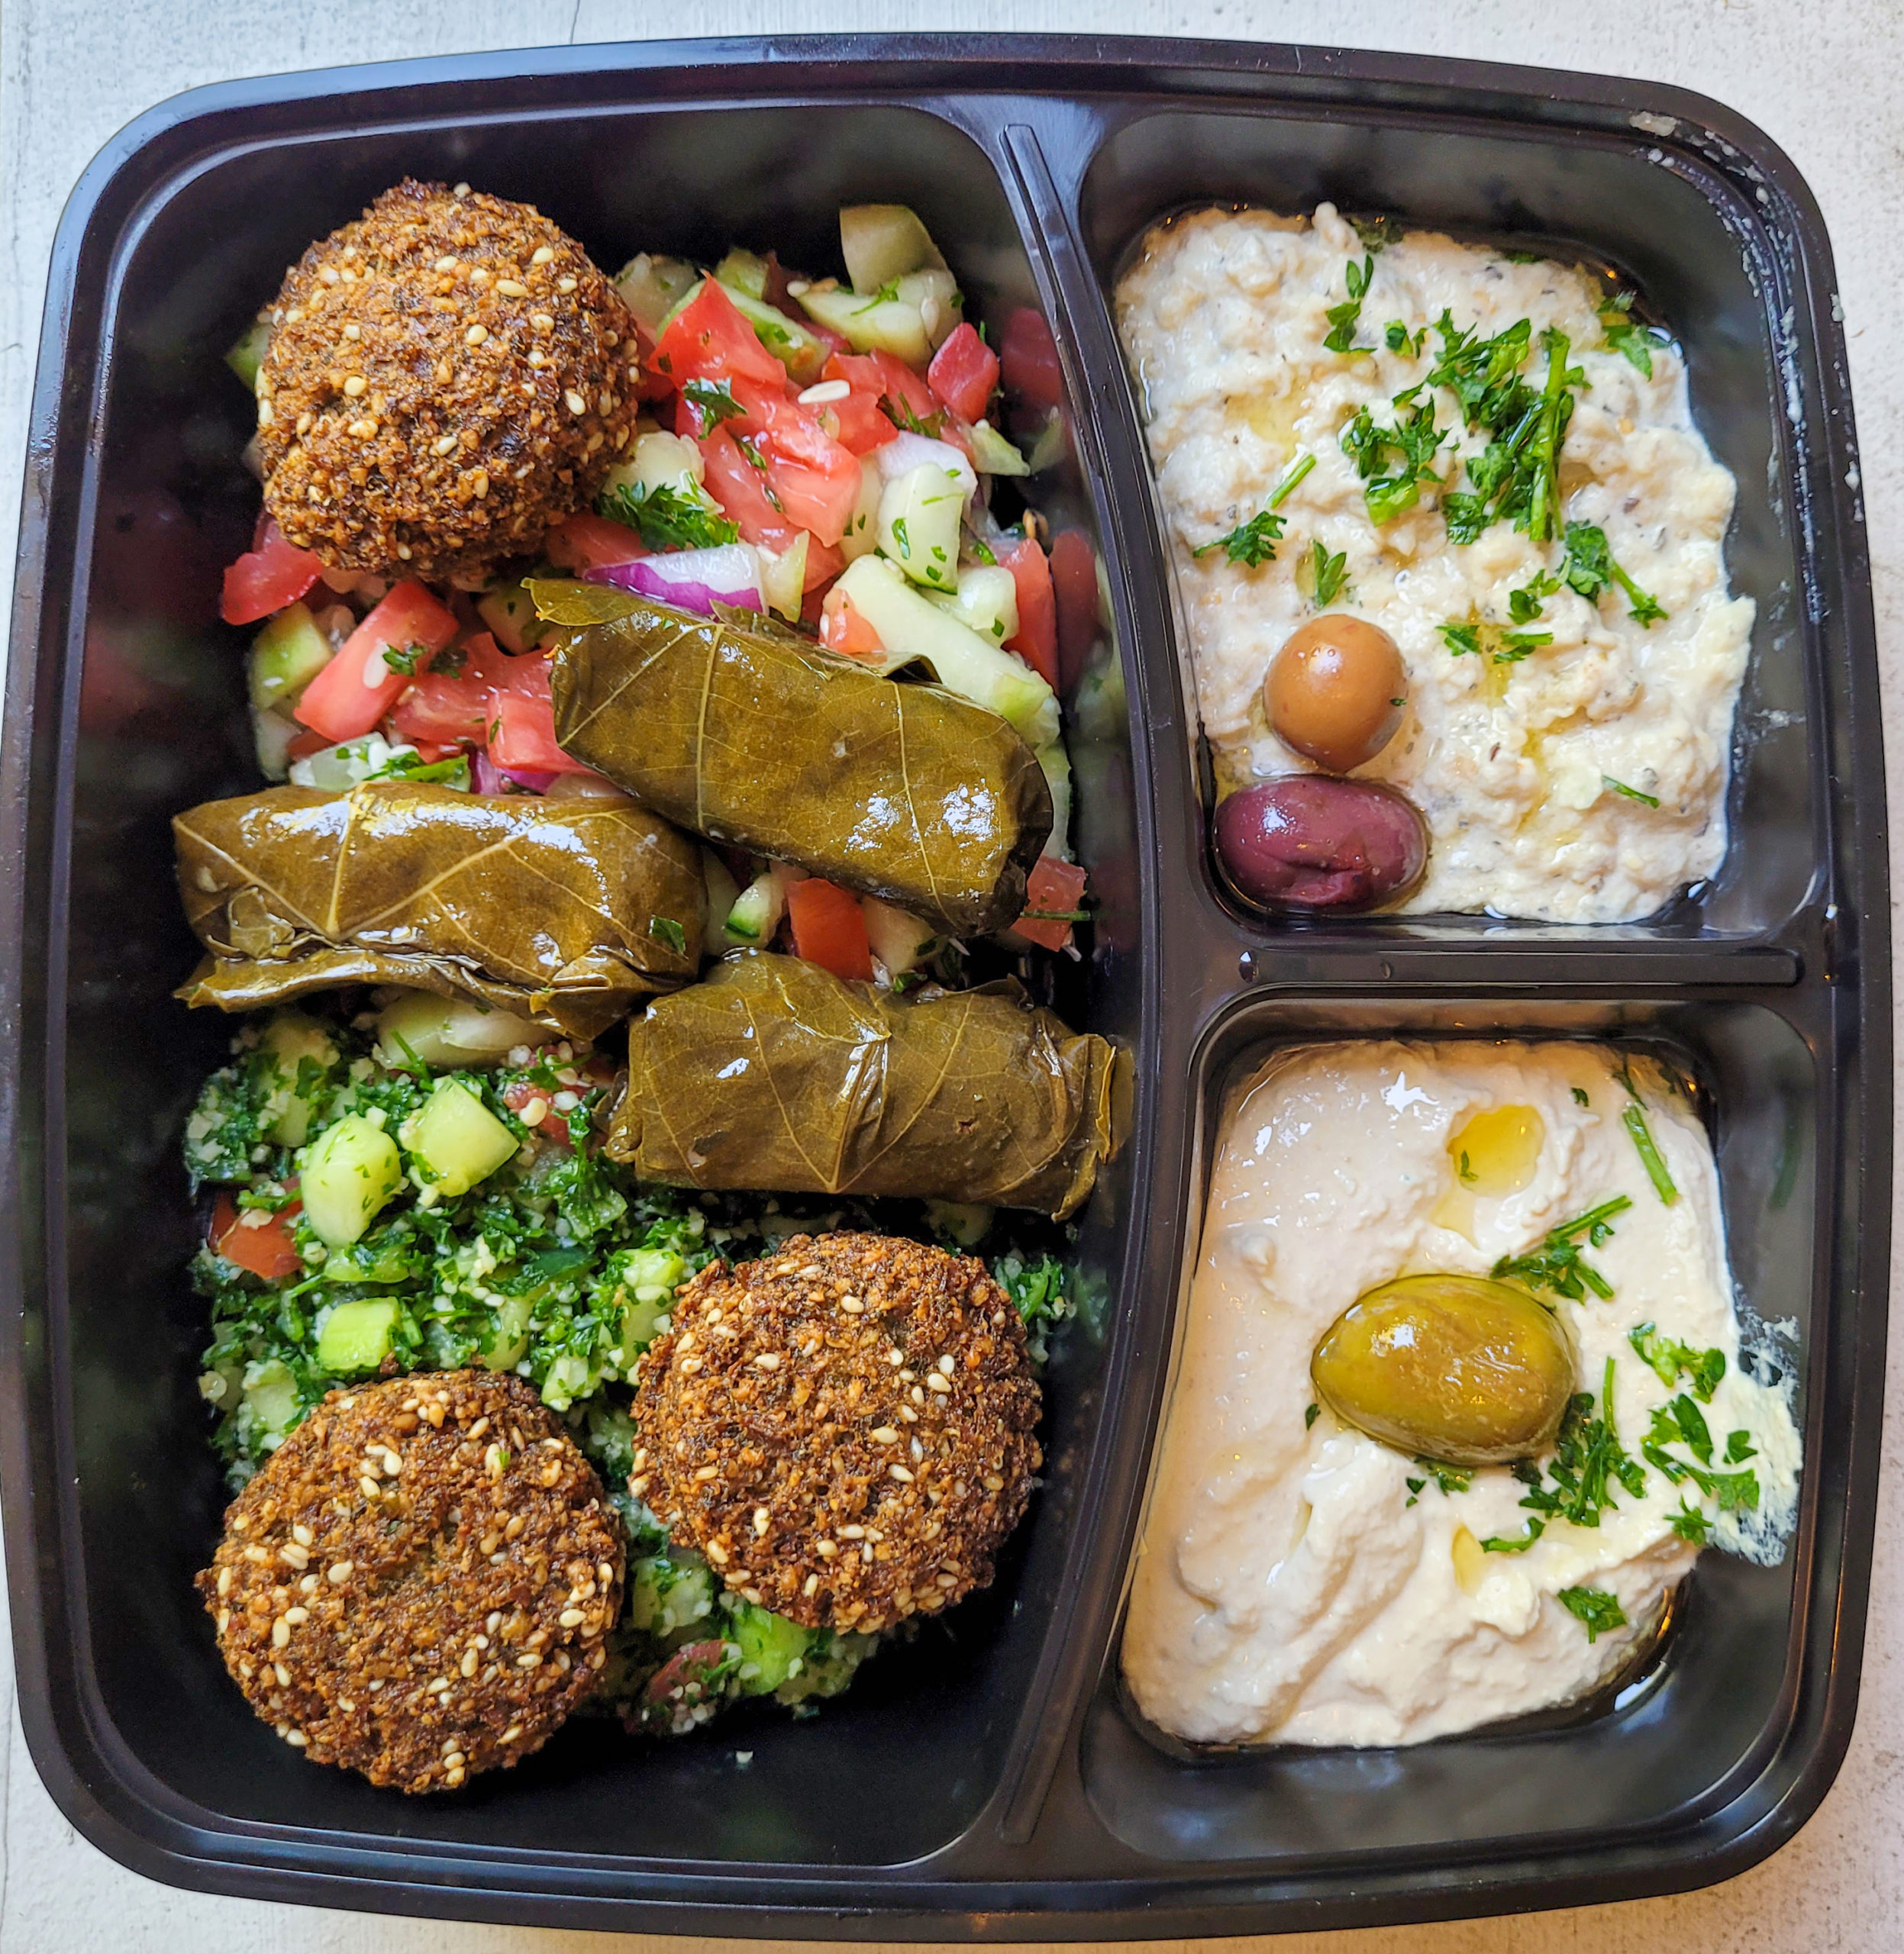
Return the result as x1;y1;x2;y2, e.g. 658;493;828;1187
547;598;1052;937
173;782;703;1040
608;953;1125;1220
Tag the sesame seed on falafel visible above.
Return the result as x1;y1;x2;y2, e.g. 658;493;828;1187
633;1233;1042;1637
197;1370;624;1793
253;179;640;584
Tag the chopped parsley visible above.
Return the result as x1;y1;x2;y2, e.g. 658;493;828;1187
1603;775;1660;808
1439;619;1553;665
1341;393;1446;525
1726;1430;1758;1465
681;376;746;431
1309;538;1349;607
1405;1458;1474;1506
1557;1585;1628;1642
1628;1321;1726;1402
599;479;739;552
1597;291;1669;379
1641;1397;1760;1512
1562;521;1667;624
1457;1149;1478;1184
1384;319;1426;357
1492;1195;1631;1301
1305;1401;1321;1430
1352;214;1402;253
1193;453;1315;567
649;915;689;955
431;645;468;679
1323;254;1376;354
1669;1501;1712;1544
891;515;912;559
1508;569;1562;624
1486;1360;1647;1557
1571;1086;1591;1107
379;641;431;677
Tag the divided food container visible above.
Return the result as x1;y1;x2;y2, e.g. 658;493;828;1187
1;32;1886;1938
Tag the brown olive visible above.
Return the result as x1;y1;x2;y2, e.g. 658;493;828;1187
1267;616;1408;772
1311;1273;1576;1466
1213;775;1428;911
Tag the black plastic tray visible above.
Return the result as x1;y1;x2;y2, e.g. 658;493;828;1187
0;31;1888;1940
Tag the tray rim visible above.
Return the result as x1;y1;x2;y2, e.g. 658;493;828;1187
2;30;1888;1940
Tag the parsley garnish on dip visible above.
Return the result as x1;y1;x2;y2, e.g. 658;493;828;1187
1122;1039;1799;1749
1114;202;1753;923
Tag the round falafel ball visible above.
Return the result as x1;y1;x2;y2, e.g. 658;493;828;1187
633;1233;1042;1637
253;179;640;584
197;1371;624;1793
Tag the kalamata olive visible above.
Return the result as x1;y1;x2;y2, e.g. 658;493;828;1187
1267;616;1408;772
1214;775;1428;911
1312;1273;1577;1466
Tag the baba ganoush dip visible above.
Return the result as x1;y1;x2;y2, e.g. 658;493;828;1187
1122;1040;1799;1748
1115;205;1754;923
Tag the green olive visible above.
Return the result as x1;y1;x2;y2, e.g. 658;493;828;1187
1311;1273;1576;1466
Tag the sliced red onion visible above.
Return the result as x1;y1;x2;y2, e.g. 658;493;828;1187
472;750;557;796
583;542;763;617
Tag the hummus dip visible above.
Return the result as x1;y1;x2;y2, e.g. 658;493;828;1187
1115;205;1754;923
1122;1040;1799;1748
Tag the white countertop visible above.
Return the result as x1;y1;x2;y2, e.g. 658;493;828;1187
3;2;1899;1949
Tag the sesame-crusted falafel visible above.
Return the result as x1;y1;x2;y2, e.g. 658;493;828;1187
633;1233;1042;1637
253;179;639;583
197;1371;624;1793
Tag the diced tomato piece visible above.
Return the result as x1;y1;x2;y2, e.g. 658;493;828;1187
729;379;861;547
1002;539;1059;688
928;323;1001;425
785;879;874;982
294;579;459;743
220;521;322;626
1014;856;1089;952
545;512;648;572
650;278;786;390
285;728;330;761
1000;308;1064;414
828;388;899;455
390;631;512;746
503;1076;576;1146
699;427;792;550
1050;528;1100;693
210;1192;304;1281
802;537;845;592
825;350;939;430
819;588;886;663
486;657;591;775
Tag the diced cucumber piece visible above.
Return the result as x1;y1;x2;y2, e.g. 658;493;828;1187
252;705;299;783
403;1078;518;1197
374;992;545;1069
610;1247;689;1361
476;579;546;655
967;419;1030;478
315;1298;399;1375
260;1012;338;1146
701;850;741;950
724;871;785;946
797;278;953;368
928;564;1018;644
877;463;964;594
724;1599;816;1695
320;1229;423;1286
623;430;706;496
239;1356;300;1449
615;253;699;336
484;1292;532;1373
248;601;334;711
925;1198;994;1247
840;457;883;563
833;555;1060;747
839;205;947;295
863;897;937;983
226;316;272;390
714;248;770;299
773;1631;873;1706
628;1552;717;1635
299;1114;403;1246
289;732;420;792
757;532;808;622
1038;740;1073;860
719;283;831;385
1070;652;1128;743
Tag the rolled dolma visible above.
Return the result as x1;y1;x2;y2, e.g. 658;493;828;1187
548;600;1052;937
608;953;1125;1220
174;782;703;1040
